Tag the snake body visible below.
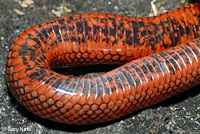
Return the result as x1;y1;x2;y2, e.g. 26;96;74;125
6;3;200;124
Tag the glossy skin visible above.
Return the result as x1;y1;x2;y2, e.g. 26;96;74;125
6;3;200;125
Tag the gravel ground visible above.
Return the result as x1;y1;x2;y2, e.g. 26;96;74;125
0;0;200;134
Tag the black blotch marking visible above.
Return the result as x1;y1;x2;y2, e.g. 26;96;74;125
125;30;133;45
159;51;169;59
40;29;49;39
96;80;104;97
51;78;63;88
19;44;29;55
165;60;176;74
76;21;84;34
102;25;108;36
103;75;116;92
19;41;47;63
132;21;140;45
37;70;48;81
83;20;91;37
109;18;117;37
29;70;40;79
57;19;65;25
186;42;200;57
123;66;137;87
168;58;178;70
45;75;57;84
100;76;110;94
159;19;169;49
185;26;192;36
117;21;124;39
52;25;60;36
22;56;28;65
27;37;42;48
150;54;165;73
114;74;124;90
169;19;180;46
93;24;100;35
157;52;177;73
68;16;74;21
82;81;89;96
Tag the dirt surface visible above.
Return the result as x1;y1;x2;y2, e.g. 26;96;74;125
0;0;200;134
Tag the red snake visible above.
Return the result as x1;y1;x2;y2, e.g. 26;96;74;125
6;3;200;124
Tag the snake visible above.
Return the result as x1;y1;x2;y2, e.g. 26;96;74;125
6;3;200;125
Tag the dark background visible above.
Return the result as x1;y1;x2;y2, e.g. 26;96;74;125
0;0;199;134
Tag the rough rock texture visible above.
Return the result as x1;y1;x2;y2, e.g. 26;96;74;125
0;0;199;134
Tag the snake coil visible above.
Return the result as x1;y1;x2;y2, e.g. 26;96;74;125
6;3;200;124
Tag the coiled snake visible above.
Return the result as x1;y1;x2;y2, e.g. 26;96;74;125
6;3;200;124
